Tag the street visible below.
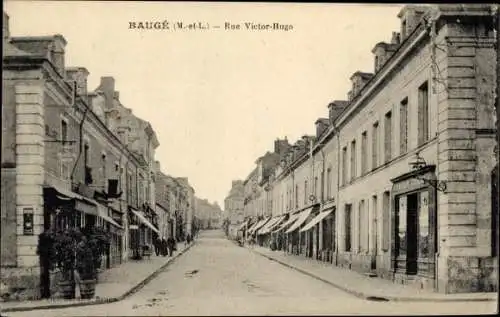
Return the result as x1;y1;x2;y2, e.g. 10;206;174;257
5;230;497;316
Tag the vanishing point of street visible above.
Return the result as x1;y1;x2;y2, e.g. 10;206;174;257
5;231;496;317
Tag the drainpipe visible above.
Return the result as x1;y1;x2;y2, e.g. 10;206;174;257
70;108;89;187
333;125;341;267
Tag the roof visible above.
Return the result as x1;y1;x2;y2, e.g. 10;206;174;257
350;71;374;80
3;41;35;58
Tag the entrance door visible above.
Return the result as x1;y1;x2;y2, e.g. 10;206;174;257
406;193;419;275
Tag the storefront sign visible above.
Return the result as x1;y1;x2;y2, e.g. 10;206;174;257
23;208;34;235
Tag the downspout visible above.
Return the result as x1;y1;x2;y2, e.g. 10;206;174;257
333;125;341;267
70;108;89;187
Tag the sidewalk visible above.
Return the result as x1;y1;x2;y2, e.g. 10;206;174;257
249;245;497;302
1;242;195;313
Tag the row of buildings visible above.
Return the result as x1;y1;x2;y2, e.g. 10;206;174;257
196;198;223;230
1;12;196;300
226;4;498;294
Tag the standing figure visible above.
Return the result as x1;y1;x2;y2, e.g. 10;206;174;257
161;237;168;256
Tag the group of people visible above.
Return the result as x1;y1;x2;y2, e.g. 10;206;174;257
153;236;177;257
153;234;195;257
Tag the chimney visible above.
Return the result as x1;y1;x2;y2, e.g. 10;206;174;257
350;71;374;97
397;5;428;41
3;12;9;40
274;138;290;155
114;91;120;100
315;118;329;138
66;67;89;97
328;100;348;124
98;76;116;109
50;35;67;78
391;32;401;45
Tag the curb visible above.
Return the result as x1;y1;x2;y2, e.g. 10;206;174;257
249;248;496;303
1;242;196;313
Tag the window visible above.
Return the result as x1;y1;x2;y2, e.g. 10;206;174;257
400;98;408;154
304;180;308;205
382;191;390;251
314;177;318;202
372;195;378;253
350;140;357;180
295;184;299;209
101;154;107;184
372;122;379;170
84;143;90;167
418;81;430;146
326;168;332;199
342;146;348;185
361;131;368;175
61;120;68;142
345;204;352;252
384;111;392;163
374;55;379;71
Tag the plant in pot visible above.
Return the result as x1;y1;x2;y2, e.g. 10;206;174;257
75;236;96;299
51;228;82;299
83;225;111;282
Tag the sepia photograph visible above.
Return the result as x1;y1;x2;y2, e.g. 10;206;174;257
1;1;499;316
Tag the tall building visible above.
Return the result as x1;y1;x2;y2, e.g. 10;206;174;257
224;180;244;238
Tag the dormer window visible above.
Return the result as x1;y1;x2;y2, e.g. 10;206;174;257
374;55;379;72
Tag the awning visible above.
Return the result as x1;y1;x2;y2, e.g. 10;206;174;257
249;217;270;234
272;213;300;233
285;207;315;233
96;204;122;229
261;216;286;234
246;218;261;233
300;207;334;232
257;216;283;235
237;220;249;231
130;208;160;234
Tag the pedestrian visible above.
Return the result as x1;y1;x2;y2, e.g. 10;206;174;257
167;236;175;256
154;237;161;256
161;237;168;256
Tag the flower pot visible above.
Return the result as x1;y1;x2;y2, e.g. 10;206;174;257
58;280;76;299
79;279;96;299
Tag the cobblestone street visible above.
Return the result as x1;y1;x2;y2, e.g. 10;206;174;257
4;231;497;316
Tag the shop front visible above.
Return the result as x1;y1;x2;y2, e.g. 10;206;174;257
285;206;317;257
390;165;437;290
300;205;335;262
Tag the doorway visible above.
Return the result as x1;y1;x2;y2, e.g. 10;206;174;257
406;193;418;275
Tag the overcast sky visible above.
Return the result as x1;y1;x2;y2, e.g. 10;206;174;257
4;1;402;208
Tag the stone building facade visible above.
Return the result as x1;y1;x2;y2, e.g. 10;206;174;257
1;13;163;300
240;4;498;294
224;180;245;238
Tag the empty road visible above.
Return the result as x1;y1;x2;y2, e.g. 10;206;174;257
5;230;497;316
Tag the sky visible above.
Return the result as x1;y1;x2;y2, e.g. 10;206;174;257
4;1;402;208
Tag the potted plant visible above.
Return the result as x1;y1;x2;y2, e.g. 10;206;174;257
75;237;96;299
51;228;82;299
83;225;111;281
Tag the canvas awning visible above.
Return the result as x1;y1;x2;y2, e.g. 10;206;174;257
249;217;270;234
96;204;122;229
272;213;300;233
237;220;249;231
256;216;280;235
45;185;121;229
130;208;160;234
285;207;315;233
300;207;334;232
265;216;286;233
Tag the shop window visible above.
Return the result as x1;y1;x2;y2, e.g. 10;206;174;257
382;191;390;251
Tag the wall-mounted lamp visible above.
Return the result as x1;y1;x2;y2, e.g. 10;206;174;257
408;152;447;192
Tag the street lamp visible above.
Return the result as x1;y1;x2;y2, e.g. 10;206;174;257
408;152;447;192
